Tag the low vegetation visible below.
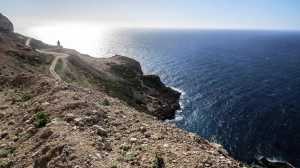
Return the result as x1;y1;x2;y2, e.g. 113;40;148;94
0;160;13;168
34;111;49;128
54;58;64;74
103;98;110;106
13;92;33;102
152;153;165;168
0;147;15;158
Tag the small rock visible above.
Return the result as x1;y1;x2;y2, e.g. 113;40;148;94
204;163;211;167
139;126;147;133
7;120;15;125
74;117;84;127
50;117;64;125
92;125;107;137
0;105;8;110
103;142;112;151
27;126;38;135
72;96;80;100
129;137;138;143
0;113;4;119
39;128;53;139
95;153;101;159
41;102;50;106
82;116;95;126
31;150;40;158
25;117;34;124
15;128;23;135
144;132;151;138
12;135;19;142
64;113;76;123
163;144;169;148
0;132;8;139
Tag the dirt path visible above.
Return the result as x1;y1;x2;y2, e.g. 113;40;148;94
25;38;31;46
26;38;68;81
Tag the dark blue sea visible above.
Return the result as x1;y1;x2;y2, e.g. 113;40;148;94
98;29;300;166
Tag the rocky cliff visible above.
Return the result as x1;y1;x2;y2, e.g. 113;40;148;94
0;13;13;32
51;52;181;120
0;13;245;168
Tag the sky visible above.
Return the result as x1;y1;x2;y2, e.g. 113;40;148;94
2;0;300;31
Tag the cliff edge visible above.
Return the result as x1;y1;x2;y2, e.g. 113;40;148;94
50;51;181;120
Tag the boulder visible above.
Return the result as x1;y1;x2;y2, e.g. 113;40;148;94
0;13;14;32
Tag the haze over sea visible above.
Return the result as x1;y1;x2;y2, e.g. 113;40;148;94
28;28;300;166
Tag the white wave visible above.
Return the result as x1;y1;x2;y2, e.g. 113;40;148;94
167;86;187;122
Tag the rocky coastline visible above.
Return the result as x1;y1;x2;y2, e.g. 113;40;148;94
0;13;246;168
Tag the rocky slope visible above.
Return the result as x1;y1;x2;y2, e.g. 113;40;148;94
0;14;13;32
51;50;181;120
0;13;246;168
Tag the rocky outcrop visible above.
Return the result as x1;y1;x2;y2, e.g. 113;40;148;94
107;56;181;120
142;74;181;119
0;13;13;32
56;54;181;120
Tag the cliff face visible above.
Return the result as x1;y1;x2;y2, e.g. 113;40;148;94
98;55;181;120
49;50;181;120
0;13;244;168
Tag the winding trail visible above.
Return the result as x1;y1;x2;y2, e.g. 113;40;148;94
25;38;31;46
25;38;68;81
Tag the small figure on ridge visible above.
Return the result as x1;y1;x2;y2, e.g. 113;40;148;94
57;40;61;48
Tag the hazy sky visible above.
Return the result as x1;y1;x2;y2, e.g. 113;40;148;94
2;0;300;31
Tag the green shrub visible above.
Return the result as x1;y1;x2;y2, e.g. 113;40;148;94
110;160;118;168
152;153;165;168
20;93;32;102
14;92;32;102
19;133;32;141
0;160;13;168
119;144;131;152
0;147;15;158
103;99;110;106
54;58;64;73
0;149;9;158
34;112;49;128
124;152;136;161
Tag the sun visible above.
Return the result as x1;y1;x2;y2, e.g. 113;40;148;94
25;22;115;57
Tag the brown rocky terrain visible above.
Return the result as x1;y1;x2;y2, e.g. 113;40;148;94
0;13;247;168
50;49;181;120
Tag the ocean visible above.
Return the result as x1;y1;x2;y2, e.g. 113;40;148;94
33;28;300;166
94;29;300;166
